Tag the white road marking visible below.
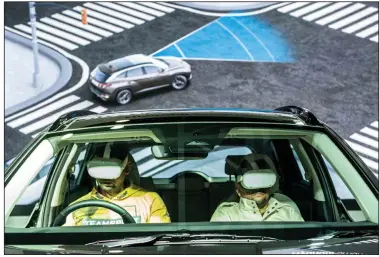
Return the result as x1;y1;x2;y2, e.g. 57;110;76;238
29;21;91;46
19;101;94;134
73;6;134;29
139;158;169;173
97;2;155;21
7;95;81;128
40;17;102;41
142;160;184;177
315;3;365;26
345;140;378;159
159;1;289;17
342;14;378;34
62;9;123;33
371;121;378;128
52;13;113;37
14;24;78;50
356;23;379;38
83;2;144;25
350;133;378;149
133;148;153;162
89;106;108;113
231;17;275;61
174;44;186;58
329;7;378;30
360;127;378;139
119;2;165;17
370;35;378;42
31;132;41;138
141;2;175;13
303;2;352;22
358;155;378;170
290;2;331;18
278;2;311;13
4;26;90;123
216;20;254;61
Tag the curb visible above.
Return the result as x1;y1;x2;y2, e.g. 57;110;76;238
173;2;276;12
5;30;73;117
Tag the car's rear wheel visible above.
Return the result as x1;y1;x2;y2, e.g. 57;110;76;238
171;75;189;90
116;89;133;105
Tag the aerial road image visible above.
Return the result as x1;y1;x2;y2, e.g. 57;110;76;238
4;1;378;254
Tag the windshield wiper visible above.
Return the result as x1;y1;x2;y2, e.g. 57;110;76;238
309;230;378;241
86;233;283;248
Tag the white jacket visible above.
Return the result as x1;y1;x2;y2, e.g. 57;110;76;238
211;196;304;222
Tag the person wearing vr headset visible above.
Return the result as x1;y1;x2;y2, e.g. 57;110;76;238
63;143;171;226
211;157;304;222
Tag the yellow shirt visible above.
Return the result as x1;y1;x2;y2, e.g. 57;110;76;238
63;184;171;226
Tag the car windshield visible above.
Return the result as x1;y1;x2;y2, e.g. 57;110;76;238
5;121;378;235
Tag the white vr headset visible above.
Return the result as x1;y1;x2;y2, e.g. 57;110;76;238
87;143;129;180
236;169;277;190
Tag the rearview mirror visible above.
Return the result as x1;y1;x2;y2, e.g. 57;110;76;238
151;144;211;160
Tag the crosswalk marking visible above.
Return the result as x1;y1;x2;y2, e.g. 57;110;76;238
371;35;378;42
276;2;378;43
329;7;378;30
90;106;108;113
52;13;113;37
73;6;134;29
356;23;378;38
62;9;123;33
20;101;94;135
290;2;332;18
350;133;378;149
12;2;175;51
83;2;145;25
97;2;155;21
119;2;165;17
145;2;175;13
303;2;352;22
347;121;378;173
7;95;81;128
358;155;378;170
278;2;311;13
342;14;378;34
29;21;91;46
345;140;378;159
40;17;102;41
315;3;365;26
14;24;78;50
361;127;378;138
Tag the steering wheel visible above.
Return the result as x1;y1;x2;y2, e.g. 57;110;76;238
53;199;136;226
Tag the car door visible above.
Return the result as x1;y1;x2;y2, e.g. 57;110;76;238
140;65;172;92
124;67;146;93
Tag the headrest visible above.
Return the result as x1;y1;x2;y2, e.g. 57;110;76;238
225;155;246;176
87;157;123;179
237;169;277;190
176;173;205;191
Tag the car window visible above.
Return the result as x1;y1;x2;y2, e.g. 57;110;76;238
130;145;252;179
291;144;308;182
116;71;127;79
126;67;143;77
321;155;354;200
144;65;159;75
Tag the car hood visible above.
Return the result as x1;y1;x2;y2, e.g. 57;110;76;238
6;236;378;254
159;57;189;69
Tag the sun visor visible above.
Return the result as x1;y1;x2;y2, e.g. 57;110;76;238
237;169;277;190
87;157;123;180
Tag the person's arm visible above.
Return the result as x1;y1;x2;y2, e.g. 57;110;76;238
147;193;171;223
290;208;305;222
210;205;232;222
62;213;75;226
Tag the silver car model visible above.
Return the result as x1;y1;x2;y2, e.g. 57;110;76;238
89;54;192;105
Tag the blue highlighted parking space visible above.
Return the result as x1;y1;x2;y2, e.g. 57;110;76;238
152;15;294;63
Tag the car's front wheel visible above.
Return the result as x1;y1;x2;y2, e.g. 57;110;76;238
116;89;133;105
171;75;189;90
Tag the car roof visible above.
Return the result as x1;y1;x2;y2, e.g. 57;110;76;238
100;54;154;74
48;107;323;132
